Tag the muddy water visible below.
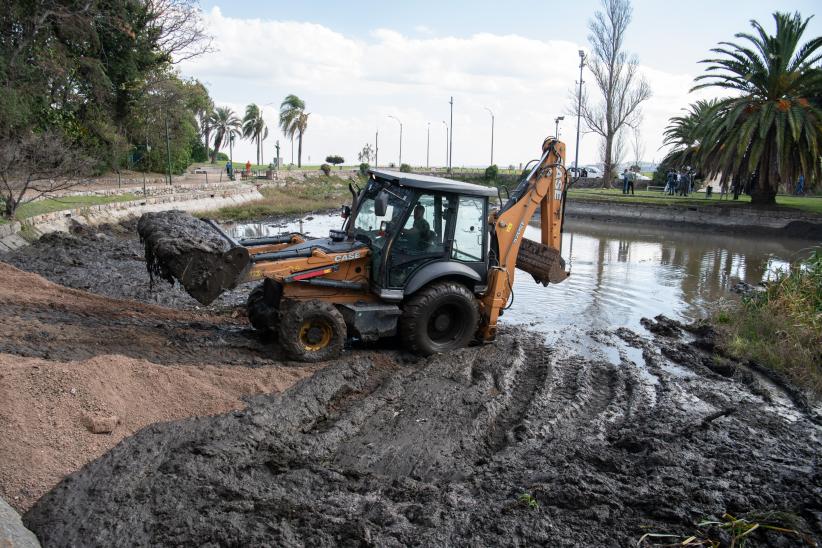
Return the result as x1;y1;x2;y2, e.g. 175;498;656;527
225;214;816;341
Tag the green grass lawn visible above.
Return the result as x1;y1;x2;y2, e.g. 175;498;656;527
12;193;139;220
568;188;822;215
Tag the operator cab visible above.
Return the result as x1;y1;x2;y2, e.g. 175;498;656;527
349;169;497;302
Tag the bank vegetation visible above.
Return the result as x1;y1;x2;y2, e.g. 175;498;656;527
714;249;822;394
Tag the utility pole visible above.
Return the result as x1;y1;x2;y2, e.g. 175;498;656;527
484;107;495;166
387;115;402;166
448;96;454;173
574;50;586;173
426;122;430;169
275;140;280;175
442;121;449;168
375;130;379;168
164;117;172;186
554;116;564;140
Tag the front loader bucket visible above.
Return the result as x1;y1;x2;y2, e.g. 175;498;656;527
516;237;568;286
137;211;250;305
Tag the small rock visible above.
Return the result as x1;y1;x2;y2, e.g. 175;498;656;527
69;388;77;395
81;414;120;434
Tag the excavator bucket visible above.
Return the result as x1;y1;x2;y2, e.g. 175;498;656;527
137;211;250;305
516;237;568;286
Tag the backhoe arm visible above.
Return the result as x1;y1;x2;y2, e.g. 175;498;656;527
480;137;569;340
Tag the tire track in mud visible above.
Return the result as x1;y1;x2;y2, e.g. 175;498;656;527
23;331;822;547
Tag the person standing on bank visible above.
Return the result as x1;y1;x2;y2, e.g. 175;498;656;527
622;169;630;195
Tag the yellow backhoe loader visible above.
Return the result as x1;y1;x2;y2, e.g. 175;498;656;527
140;137;570;361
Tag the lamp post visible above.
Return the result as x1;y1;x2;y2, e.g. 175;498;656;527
426;122;430;169
448;96;453;173
554;116;565;139
275;140;280;174
387;115;402;166
574;50;586;173
442;121;449;168
229;133;234;164
484;107;495;166
375;129;379;168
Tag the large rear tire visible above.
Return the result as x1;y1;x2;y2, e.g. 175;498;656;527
278;300;347;362
399;281;479;355
246;282;279;332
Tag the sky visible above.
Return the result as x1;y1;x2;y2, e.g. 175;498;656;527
179;0;822;168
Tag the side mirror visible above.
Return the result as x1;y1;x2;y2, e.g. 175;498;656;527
341;205;351;218
375;190;389;217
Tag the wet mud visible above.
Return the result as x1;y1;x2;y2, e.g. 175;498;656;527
137;211;247;305
24;326;822;547
3;220;250;311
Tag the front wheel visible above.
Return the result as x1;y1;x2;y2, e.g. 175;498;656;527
278;300;347;362
399;282;480;355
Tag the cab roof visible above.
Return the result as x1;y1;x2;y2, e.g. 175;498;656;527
368;168;497;198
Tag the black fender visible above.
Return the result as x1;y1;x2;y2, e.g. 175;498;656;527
404;261;482;295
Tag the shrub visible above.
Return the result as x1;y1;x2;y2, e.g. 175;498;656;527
320;163;331;176
399;163;412;173
214;151;229;162
484;164;499;181
359;162;370;177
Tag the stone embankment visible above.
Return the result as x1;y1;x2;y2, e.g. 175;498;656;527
0;183;263;252
566;199;822;238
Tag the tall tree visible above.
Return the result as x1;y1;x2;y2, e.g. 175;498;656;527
579;0;651;186
692;12;822;205
209;107;240;163
279;95;309;167
242;104;267;165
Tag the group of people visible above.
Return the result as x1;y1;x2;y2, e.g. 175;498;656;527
663;169;694;196
224;160;252;180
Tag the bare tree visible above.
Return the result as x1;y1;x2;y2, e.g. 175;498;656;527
604;130;627;183
145;0;214;63
0;132;93;219
580;0;651;187
631;125;645;169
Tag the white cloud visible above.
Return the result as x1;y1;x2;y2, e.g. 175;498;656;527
180;7;716;169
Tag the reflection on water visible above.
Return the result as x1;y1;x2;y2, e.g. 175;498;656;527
224;215;816;344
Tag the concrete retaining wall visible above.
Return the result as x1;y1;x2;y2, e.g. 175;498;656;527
0;184;263;252
565;199;822;236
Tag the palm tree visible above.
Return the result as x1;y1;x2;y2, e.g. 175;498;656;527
209;107;241;163
242;104;268;165
691;12;822;205
279;95;309;167
661;99;719;169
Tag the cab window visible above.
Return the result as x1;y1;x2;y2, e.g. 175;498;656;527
451;196;485;262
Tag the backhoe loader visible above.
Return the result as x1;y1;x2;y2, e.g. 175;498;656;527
139;137;570;361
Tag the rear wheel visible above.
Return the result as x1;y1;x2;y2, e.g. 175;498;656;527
399;281;479;355
278;300;347;362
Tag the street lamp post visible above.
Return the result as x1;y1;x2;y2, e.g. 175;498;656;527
554;116;565;140
275;140;280;174
442;121;449;169
426;122;430;169
448;96;454;173
574;50;586;173
484;107;495;166
229;133;234;164
375;129;379;168
387;115;402;166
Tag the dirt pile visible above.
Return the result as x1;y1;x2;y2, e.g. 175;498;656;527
24;327;821;546
0;263;318;512
2;220;249;311
137;211;249;305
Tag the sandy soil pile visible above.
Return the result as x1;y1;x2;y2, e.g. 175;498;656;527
0;263;317;512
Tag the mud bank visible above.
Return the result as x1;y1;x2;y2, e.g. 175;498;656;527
3;220;251;311
25;324;821;547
